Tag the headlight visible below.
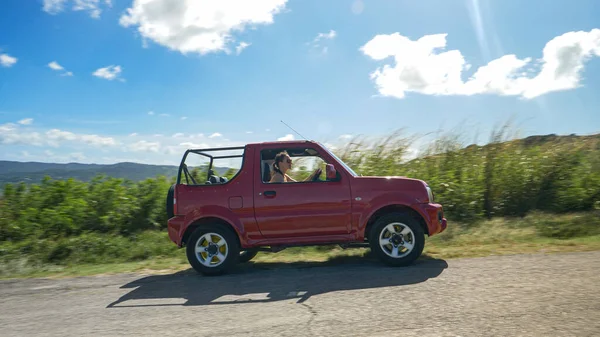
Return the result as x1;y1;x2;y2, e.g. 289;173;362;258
426;185;434;203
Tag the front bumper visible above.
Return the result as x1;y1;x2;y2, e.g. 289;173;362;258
419;203;447;236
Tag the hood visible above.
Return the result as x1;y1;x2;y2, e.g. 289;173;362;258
352;175;432;203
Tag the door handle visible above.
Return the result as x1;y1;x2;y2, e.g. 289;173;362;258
263;190;276;197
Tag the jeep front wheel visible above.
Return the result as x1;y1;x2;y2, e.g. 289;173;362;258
186;224;240;276
368;212;424;267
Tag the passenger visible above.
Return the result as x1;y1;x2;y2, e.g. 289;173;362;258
269;151;321;183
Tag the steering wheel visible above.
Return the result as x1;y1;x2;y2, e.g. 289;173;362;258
311;168;322;181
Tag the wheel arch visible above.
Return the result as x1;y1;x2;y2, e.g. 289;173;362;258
182;216;241;248
364;204;429;241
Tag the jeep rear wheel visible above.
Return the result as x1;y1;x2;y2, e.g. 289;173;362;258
369;212;424;267
186;224;240;276
165;184;175;219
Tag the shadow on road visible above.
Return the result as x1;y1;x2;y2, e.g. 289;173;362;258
106;254;448;308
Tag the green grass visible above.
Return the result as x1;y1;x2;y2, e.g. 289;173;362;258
423;213;600;259
2;211;599;280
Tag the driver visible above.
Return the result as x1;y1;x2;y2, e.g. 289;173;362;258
269;151;321;183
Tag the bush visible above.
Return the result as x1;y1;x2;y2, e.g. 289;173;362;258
0;175;172;243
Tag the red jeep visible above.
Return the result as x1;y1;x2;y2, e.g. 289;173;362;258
166;140;447;275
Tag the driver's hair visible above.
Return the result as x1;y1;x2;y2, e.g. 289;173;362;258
271;151;289;177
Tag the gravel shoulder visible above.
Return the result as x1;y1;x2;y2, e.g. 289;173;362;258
1;251;599;337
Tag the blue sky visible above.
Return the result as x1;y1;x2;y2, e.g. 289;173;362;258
1;0;599;165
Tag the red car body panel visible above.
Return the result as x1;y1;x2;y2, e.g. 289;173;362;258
349;177;446;238
167;141;447;248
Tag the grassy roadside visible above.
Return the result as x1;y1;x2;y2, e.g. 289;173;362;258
1;211;599;280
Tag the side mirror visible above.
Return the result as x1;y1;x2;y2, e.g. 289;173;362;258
326;164;337;180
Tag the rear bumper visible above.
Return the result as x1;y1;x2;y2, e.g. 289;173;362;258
167;215;186;247
418;203;447;236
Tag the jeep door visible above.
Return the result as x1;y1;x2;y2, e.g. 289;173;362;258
253;147;352;238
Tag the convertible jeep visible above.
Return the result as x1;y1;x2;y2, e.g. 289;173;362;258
166;140;447;275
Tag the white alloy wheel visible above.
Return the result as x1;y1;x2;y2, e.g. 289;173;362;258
195;232;228;267
378;222;415;258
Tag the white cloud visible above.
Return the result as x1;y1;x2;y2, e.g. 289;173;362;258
308;29;336;54
1;127;251;165
92;65;123;81
46;129;116;147
159;113;170;117
129;140;160;152
43;0;68;14
180;116;188;120
18;118;33;125
277;134;294;141
236;42;251;55
0;123;45;146
314;30;336;42
339;134;353;140
209;132;222;138
79;134;117;146
70;152;86;161
1;121;253;165
179;142;208;148
48;61;64;70
46;129;78;142
119;0;288;55
48;61;74;76
0;123;117;148
164;141;210;155
361;28;600;100
148;111;154;115
42;0;112;18
0;124;16;133
0;53;18;67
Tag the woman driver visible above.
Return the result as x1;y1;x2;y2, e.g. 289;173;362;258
269;151;321;183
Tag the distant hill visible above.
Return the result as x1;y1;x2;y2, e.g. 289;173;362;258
433;133;600;158
0;161;231;186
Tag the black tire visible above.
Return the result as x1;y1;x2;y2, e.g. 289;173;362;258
166;184;175;219
238;249;259;263
368;212;425;267
185;224;240;276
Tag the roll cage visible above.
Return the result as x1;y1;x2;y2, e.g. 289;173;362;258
177;145;246;185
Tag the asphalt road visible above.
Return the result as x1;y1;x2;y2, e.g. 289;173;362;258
1;251;599;337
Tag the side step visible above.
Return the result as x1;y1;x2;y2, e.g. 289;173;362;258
254;242;370;253
338;243;370;249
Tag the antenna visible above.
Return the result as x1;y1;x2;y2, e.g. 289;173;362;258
280;120;308;140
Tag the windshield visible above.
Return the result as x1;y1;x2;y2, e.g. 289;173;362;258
320;143;359;177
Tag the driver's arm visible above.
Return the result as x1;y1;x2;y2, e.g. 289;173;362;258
303;168;322;181
285;174;297;182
